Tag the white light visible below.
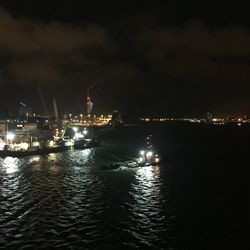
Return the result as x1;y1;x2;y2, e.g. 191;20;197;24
146;151;153;158
49;141;54;147
83;129;88;135
73;127;78;132
0;142;5;150
74;132;84;140
65;140;74;146
7;133;15;141
138;156;144;163
140;150;145;156
19;142;29;150
32;141;40;147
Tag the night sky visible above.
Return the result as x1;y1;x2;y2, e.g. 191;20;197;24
0;0;250;117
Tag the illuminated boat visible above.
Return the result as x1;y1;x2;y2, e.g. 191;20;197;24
0;136;100;158
0;143;73;157
137;134;160;166
99;135;160;170
137;149;160;166
100;151;160;171
0;142;99;158
99;152;160;170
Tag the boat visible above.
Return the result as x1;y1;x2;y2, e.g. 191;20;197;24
99;157;160;170
100;135;160;170
0;138;99;158
137;134;160;166
0;144;71;157
137;150;160;166
0;125;100;158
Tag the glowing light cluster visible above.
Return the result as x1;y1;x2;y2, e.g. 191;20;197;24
7;133;15;141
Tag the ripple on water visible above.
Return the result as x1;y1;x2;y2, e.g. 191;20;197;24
0;148;175;249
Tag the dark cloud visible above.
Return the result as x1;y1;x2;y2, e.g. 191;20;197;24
1;5;250;116
0;7;113;86
135;19;250;83
0;8;110;54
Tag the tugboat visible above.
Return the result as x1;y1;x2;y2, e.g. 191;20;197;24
99;135;160;170
137;135;160;166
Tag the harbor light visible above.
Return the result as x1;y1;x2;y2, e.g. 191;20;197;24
7;133;15;143
32;141;40;147
74;132;84;140
0;142;4;150
19;143;29;151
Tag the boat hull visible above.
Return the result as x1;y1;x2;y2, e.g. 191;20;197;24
0;139;100;158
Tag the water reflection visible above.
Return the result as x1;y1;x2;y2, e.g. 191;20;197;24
125;165;168;248
0;148;172;249
0;157;20;174
136;165;160;181
80;148;91;157
135;166;161;195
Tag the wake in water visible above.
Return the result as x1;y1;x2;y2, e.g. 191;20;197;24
99;153;160;170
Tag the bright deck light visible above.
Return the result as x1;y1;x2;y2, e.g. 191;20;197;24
138;156;144;163
7;133;15;141
146;151;153;158
140;150;145;155
155;157;160;163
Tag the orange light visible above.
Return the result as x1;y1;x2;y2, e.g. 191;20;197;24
155;157;160;163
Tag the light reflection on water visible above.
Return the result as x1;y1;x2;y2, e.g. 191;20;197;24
0;147;172;249
124;165;169;248
0;157;20;174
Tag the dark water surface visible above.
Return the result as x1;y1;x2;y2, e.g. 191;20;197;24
0;123;249;249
